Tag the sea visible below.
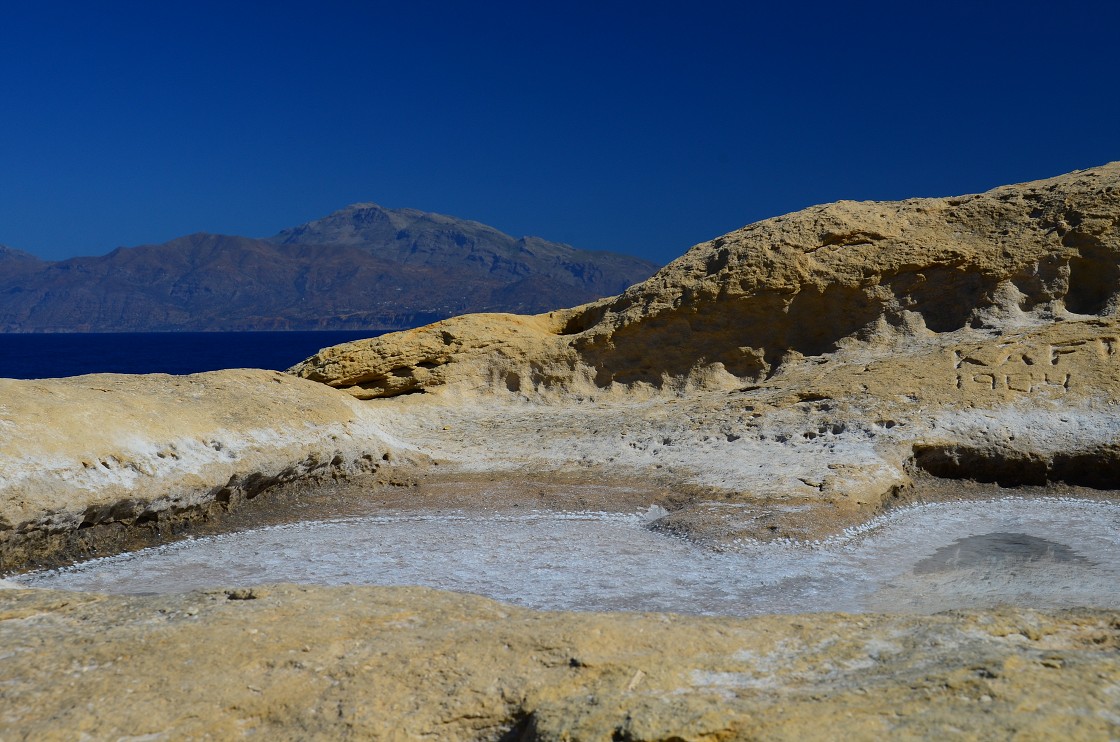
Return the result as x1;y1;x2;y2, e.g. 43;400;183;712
0;331;383;380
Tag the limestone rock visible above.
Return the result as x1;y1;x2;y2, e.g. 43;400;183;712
286;164;1120;540
0;584;1116;740
291;162;1120;398
292;312;568;398
0;370;416;570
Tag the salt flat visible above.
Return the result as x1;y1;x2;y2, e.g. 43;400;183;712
16;497;1120;618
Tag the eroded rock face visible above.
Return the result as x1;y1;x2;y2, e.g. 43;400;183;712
291;162;1120;398
3;168;1120;741
288;164;1120;542
1;585;1117;740
0;370;418;570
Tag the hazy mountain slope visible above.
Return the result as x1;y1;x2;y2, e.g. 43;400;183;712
0;209;657;332
0;245;43;277
0;245;42;264
269;203;653;297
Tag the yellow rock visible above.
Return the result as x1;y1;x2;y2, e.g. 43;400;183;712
0;585;1116;740
0;369;414;570
292;162;1120;399
287;162;1120;542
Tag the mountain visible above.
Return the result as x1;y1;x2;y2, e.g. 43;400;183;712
0;207;658;332
0;245;43;272
270;203;657;310
0;245;41;262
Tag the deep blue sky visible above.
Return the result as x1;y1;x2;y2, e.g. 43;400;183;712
2;1;1117;264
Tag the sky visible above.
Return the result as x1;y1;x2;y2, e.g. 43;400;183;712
1;1;1117;265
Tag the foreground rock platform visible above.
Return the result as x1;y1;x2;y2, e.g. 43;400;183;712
1;585;1117;740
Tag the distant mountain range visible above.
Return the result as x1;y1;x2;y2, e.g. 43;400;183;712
0;205;658;332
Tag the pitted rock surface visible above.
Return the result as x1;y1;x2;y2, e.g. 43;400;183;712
281;165;1120;548
1;585;1118;741
291;163;1120;399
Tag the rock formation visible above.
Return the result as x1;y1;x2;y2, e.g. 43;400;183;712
0;370;417;570
1;585;1117;740
2;164;1119;740
5;164;1118;557
290;163;1120;541
293;163;1120;398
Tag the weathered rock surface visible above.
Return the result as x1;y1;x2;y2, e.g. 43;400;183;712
291;163;1120;541
0;370;418;570
293;163;1120;398
1;585;1117;740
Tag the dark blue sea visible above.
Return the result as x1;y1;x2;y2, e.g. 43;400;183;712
0;331;383;379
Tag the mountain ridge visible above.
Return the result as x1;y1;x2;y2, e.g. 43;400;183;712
0;208;657;332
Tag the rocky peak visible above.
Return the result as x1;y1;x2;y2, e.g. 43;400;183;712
0;245;43;264
268;203;657;284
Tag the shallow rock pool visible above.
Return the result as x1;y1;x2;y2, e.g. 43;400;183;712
13;498;1120;615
